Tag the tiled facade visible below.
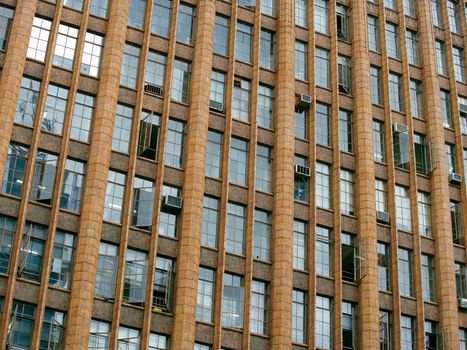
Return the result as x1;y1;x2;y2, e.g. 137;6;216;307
0;0;467;349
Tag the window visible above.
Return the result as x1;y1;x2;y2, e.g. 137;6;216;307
295;0;307;27
294;155;309;202
149;333;169;350
64;0;83;10
389;73;403;112
27;17;51;61
128;0;146;29
295;108;307;139
448;0;460;34
89;319;110;349
435;40;447;75
251;280;268;335
53;24;78;69
451;201;463;244
42;83;69;134
440;90;451;127
7;301;36;349
159;185;180;238
380;311;392;350
398;248;413;297
238;0;256;9
121;44;140;89
214;15;229;56
395;185;412;231
138;111;160;160
260;29;275;70
315;295;331;349
18;222;47;281
424;321;439;350
177;3;195;45
431;0;442;27
70;92;94;142
370;66;382;105
401;315;415;350
293;220;307;270
404;0;415;17
112;104;133;153
342;302;357;350
446;143;456;174
132;177;154;230
256;144;272;192
90;0;108;18
0;5;13;51
60;158;84;212
340;169;355;216
145;52;166;96
164;119;185;168
316;226;332;277
406;31;419;66
261;0;275;16
103;170;126;223
414;133;431;175
229;138;248;186
385;0;396;10
201;196;219;248
316;162;331;209
95;242;118;298
456;263;467;300
0;214;16;274
123;249;147;304
48;229;74;290
418;192;431;237
15;76;41;127
152;0;171;37
292;289;307;344
453;46;466;82
373;121;385;162
315;48;330;88
40;309;65;350
258;84;274;129
206;130;222;178
316;102;330;146
339;110;353;152
171;59;191;103
342;232;356;282
31;151;57;205
197;267;215;323
461;328;467;350
375;179;388;214
314;0;329;34
378;242;390;291
338;55;352;94
226;202;246;255
421;254;435;302
232;78;250;122
336;4;350;41
153;256;175;312
222;273;244;328
409;79;423;119
236;22;252;63
81;32;104;77
2;143;29;196
386;22;400;59
295;41;307;80
210;71;226;112
368;16;379;52
253;209;271;261
194;344;210;350
118;327;140;349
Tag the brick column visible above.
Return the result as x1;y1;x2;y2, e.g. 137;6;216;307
170;1;216;349
63;0;130;347
351;2;380;349
269;2;295;348
418;0;460;347
0;0;38;183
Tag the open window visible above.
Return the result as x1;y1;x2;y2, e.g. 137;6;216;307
338;55;352;94
393;123;410;170
137;111;160;161
131;177;154;231
152;257;175;313
355;239;367;281
336;5;350;41
342;233;356;282
451;201;464;245
44;315;65;350
123;250;147;305
30;152;58;205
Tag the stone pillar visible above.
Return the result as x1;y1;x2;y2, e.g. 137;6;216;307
351;1;380;349
170;1;216;349
63;0;130;347
0;0;38;184
269;2;295;348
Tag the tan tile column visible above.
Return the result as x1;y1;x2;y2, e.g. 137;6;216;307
351;1;380;348
0;0;38;184
269;2;295;348
170;1;216;349
63;0;130;347
418;0;460;347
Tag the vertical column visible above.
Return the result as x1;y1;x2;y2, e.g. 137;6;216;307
351;1;380;348
170;1;216;349
418;0;460;347
269;2;295;348
0;0;38;183
64;0;130;347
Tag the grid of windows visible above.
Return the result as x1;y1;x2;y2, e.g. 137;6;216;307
49;230;74;289
316;162;331;209
418;192;432;237
206;130;222;178
226;202;246;255
0;5;13;51
386;22;400;59
339;110;353;153
210;71;226;111
295;0;307;27
128;0;146;29
152;0;171;37
409;79;423;119
453;46;466;82
406;30;419;65
236;22;253;63
398;248;414;297
401;315;415;350
70;92;95;142
42;84;68;135
292;289;307;344
171;59;191;103
121;44;140;89
15;76;41;127
316;102;330;146
112;104;133;153
368;16;379;52
81;32;104;77
0;214;16;274
375;179;388;214
2;143;29;196
315;48;330;88
132;177;154;230
316;226;332;277
378;242;390;291
164;119;185;168
370;66;382;105
197;267;215;323
53;24;78;69
395;185;412;231
295;108;307;140
145;51;166;91
257;84;274;129
256;144;272;192
103;170;126;223
293;220;307;270
201;196;219;248
229;138;248;186
260;29;275;70
232;78;250;122
435;40;448;75
340;169;355;216
314;0;328;34
214;15;229;56
250;280;268;335
253;209;271;261
31;151;57;204
421;254;436;302
295;41;307;80
90;0;108;18
176;3;195;45
315;295;331;349
373;120;385;162
222;273;244;328
261;0;275;17
27;17;51;62
389;73;403;112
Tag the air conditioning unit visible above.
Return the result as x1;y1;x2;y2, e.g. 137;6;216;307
233;80;242;88
376;211;390;224
459;297;467;309
296;94;312;109
144;83;164;97
162;195;182;211
210;100;224;112
393;123;408;133
449;172;462;185
294;164;311;178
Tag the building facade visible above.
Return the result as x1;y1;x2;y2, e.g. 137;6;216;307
0;0;466;349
